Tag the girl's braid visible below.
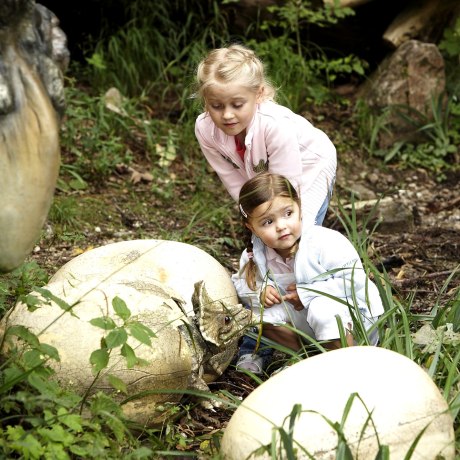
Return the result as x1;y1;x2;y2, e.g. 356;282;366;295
243;226;257;291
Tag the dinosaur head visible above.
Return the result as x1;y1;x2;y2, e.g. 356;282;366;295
192;280;251;348
0;1;68;273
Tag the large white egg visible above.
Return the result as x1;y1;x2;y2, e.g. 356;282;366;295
0;240;245;426
221;346;455;459
48;239;238;311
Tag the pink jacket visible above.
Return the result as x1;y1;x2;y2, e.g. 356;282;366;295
195;101;337;224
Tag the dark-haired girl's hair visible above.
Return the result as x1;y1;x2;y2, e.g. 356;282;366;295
238;173;301;290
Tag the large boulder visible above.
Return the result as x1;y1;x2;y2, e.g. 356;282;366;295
221;346;455;459
359;39;445;147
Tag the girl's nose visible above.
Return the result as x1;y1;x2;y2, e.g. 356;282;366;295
276;219;286;231
223;108;234;119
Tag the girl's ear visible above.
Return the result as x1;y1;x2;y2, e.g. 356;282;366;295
245;222;254;233
256;86;265;103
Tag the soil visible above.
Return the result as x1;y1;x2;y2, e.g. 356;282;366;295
27;97;460;451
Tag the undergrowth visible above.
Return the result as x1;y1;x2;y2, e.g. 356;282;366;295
0;0;459;458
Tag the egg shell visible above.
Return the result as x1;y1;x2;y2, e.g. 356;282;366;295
221;346;455;459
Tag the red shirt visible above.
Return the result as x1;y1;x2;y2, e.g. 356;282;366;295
235;136;246;160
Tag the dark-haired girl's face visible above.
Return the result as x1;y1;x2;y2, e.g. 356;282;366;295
246;196;301;259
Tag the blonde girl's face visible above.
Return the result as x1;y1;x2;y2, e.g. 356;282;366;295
246;196;302;259
205;82;263;139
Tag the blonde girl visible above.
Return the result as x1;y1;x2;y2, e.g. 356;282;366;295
194;43;337;227
232;173;383;354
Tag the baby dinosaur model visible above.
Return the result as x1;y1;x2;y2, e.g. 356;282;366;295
0;240;252;426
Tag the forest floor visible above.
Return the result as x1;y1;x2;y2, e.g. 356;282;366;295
27;97;460;448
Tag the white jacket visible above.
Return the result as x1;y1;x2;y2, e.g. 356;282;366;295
231;225;384;319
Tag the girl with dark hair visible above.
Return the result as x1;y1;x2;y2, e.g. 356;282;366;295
232;173;383;361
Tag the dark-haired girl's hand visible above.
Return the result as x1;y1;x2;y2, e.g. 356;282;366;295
284;283;304;311
260;285;282;307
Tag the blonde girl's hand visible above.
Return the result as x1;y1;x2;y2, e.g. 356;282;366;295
260;285;282;307
284;283;304;311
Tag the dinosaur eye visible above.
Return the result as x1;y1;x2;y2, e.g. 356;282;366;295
224;316;232;324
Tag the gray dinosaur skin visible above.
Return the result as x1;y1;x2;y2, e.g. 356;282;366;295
0;0;68;273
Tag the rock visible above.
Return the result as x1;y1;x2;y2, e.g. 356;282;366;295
346;183;377;201
358;40;445;148
341;195;415;233
0;240;252;426
220;346;455;459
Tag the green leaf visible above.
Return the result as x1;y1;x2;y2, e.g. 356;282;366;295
128;322;156;346
106;416;126;443
336;440;354;459
90;348;109;372
38;343;60;361
112;296;131;321
37;424;75;445
24;293;45;311
10;433;44;458
120;343;137;368
108;374;128;394
89;316;117;330
35;287;77;315
23;349;46;368
1;367;30;392
6;325;40;347
57;407;83;433
374;445;390;460
105;328;128;348
69;445;89;456
90;391;122;416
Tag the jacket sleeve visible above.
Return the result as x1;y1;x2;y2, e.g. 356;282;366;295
263;115;336;191
195;119;246;201
296;231;369;306
264;116;304;188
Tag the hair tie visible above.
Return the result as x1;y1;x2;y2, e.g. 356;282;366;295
239;203;247;218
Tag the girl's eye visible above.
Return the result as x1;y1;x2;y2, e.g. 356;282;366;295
233;103;243;109
263;219;272;226
286;210;293;217
210;104;222;110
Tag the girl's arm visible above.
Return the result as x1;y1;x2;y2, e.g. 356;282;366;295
264;117;304;183
195;122;246;201
264;116;336;187
296;231;369;305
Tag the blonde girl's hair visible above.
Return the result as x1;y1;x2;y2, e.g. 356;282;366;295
195;44;276;106
238;173;301;291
